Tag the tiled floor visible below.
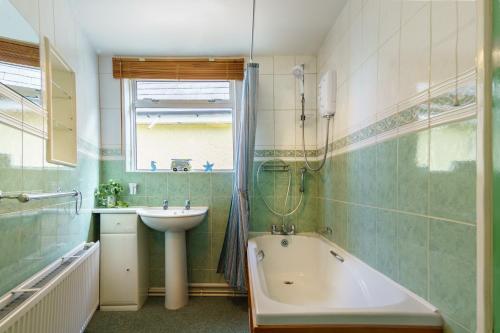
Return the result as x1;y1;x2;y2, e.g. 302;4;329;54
85;297;249;333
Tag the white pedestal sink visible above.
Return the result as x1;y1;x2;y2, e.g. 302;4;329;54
137;206;208;310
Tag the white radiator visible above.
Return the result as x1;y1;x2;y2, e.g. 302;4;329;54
0;242;100;333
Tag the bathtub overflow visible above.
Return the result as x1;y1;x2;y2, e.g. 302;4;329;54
281;239;289;247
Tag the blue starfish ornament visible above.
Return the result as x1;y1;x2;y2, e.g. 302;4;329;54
150;161;157;171
203;161;214;172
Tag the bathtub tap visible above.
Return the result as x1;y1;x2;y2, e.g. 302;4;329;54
271;224;295;235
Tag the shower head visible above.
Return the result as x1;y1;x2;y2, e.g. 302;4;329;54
291;64;304;79
292;64;305;95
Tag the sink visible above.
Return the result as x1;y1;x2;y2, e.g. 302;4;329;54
137;207;208;232
137;206;208;310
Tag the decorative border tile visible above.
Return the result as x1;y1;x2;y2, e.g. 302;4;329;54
254;149;318;158
98;75;477;163
100;147;122;157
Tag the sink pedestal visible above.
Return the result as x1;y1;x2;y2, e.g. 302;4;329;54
137;206;208;310
164;231;188;310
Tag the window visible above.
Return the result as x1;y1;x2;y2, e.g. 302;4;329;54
128;80;234;171
0;61;41;105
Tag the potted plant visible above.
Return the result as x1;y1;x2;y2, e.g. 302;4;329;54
95;180;129;208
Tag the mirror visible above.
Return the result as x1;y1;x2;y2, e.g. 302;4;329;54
44;38;77;167
0;0;41;106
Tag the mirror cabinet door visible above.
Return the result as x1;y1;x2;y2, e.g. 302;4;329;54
44;37;77;167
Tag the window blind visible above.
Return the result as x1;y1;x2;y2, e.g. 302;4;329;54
112;57;244;80
0;37;39;68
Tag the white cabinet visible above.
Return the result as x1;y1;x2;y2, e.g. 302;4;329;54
99;213;149;311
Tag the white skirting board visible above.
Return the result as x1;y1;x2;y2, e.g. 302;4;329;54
148;283;247;297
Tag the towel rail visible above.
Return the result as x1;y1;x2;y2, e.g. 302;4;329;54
0;190;83;214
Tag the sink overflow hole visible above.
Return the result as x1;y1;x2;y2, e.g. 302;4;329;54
283;281;294;285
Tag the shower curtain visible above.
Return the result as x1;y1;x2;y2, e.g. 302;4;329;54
217;62;259;291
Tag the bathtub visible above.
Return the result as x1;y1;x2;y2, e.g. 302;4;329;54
247;234;442;331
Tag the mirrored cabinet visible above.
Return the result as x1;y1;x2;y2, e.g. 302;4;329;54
44;37;77;167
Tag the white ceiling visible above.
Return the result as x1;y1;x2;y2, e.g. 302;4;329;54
69;0;346;56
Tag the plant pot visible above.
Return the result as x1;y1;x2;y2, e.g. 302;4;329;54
106;195;116;208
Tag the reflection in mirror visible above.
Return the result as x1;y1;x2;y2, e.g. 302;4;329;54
0;0;41;106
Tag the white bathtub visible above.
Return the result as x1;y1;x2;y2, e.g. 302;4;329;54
247;234;442;327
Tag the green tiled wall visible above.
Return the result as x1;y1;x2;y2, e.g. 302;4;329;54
0;96;99;296
249;161;319;233
100;159;320;287
316;118;477;332
99;161;233;285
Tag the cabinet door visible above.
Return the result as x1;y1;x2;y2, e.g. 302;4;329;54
101;214;138;234
100;234;138;305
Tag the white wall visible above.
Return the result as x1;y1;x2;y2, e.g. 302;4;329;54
317;0;476;147
10;0;100;147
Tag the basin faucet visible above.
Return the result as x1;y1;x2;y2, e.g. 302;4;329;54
184;199;191;210
162;199;168;210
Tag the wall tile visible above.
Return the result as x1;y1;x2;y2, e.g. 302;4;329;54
100;108;121;146
376;138;398;209
377;32;400;113
253;56;274;75
429;219;476;330
274;56;296;75
399;4;430;101
325;200;348;248
376;210;398;281
457;4;476;73
258;74;274;110
212;196;231;233
250;195;281;232
397;213;429;298
274;76;296;110
359;145;377;206
295;56;317;74
211;172;233;197
167;173;189;202
189;173;211;200
347;205;377;266
255;111;274;147
187;232;211;270
362;0;380;60
379;0;401;45
274;111;295;147
429;119;476;223
349;13;364;73
144;173;168;197
401;1;427;25
398;130;429;215
98;74;121;109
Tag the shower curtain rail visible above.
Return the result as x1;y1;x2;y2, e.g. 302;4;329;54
0;190;80;202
